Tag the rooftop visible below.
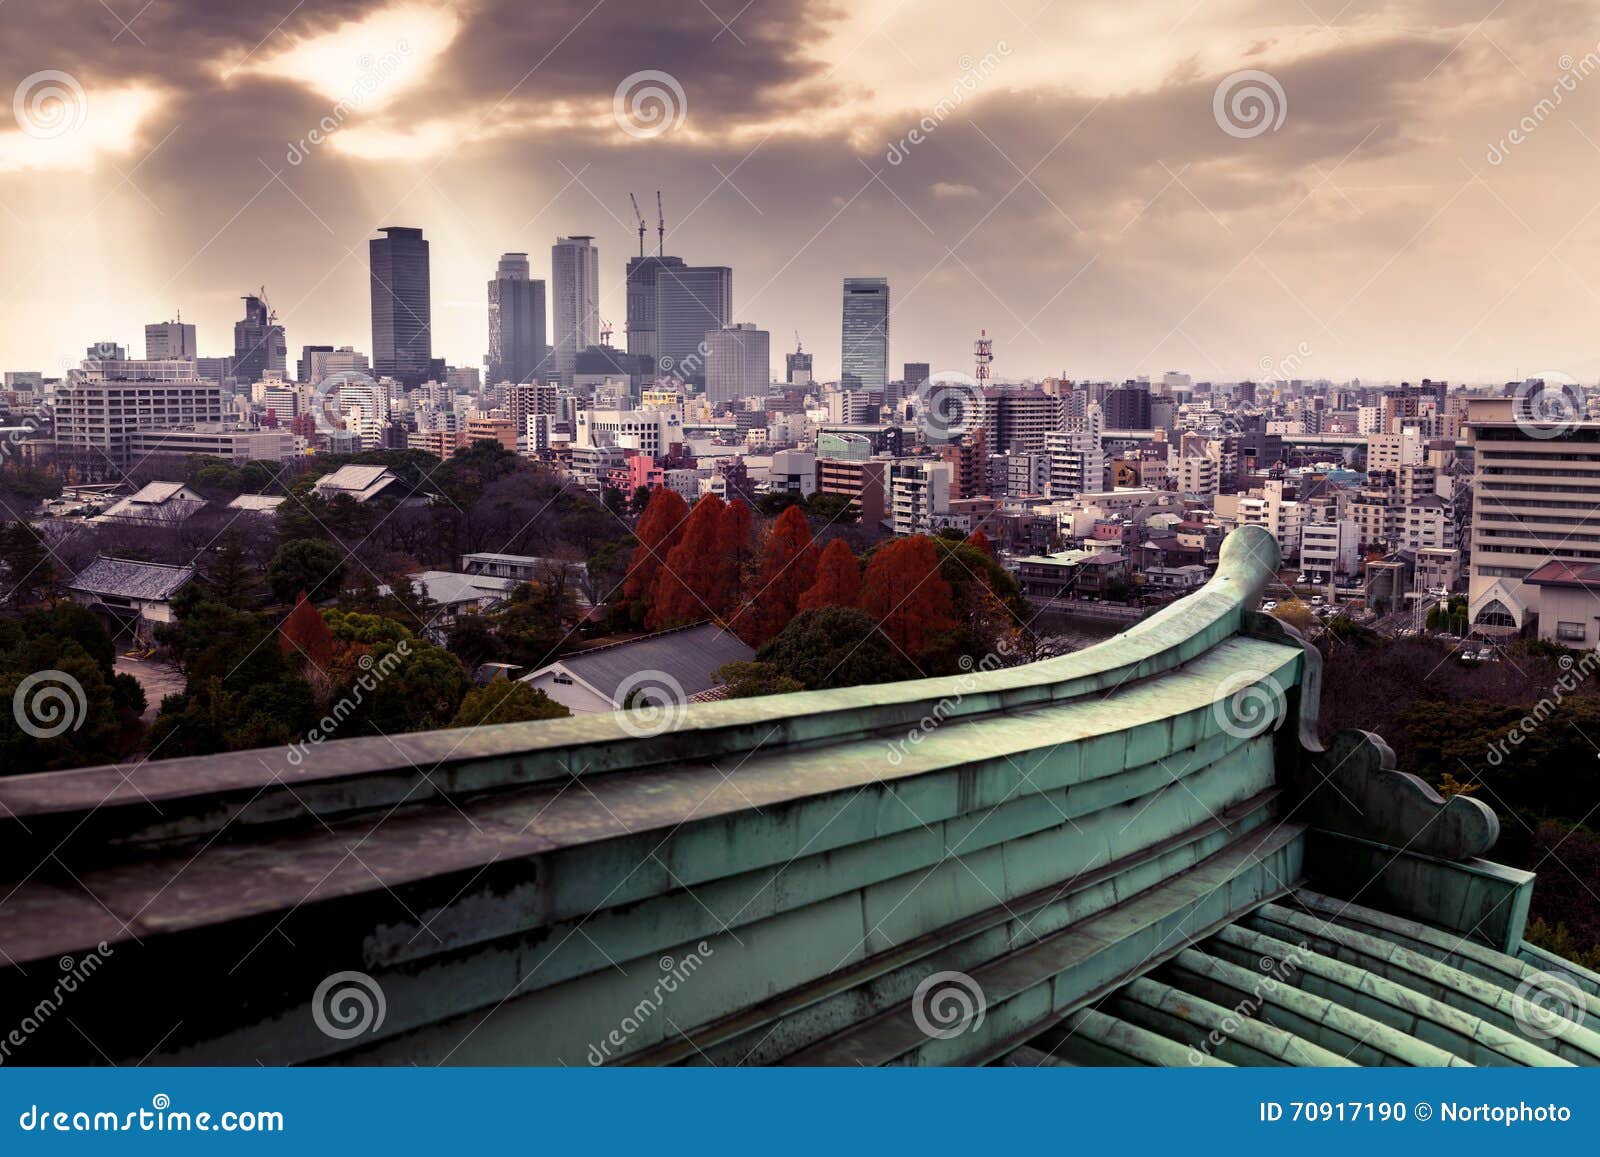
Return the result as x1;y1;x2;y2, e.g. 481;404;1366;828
67;555;196;601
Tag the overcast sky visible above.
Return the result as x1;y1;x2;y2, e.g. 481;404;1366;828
1;0;1597;385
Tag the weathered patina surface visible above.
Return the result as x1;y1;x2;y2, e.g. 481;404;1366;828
0;525;1587;1066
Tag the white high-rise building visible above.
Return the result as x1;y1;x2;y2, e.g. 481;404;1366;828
145;320;197;360
1046;403;1104;499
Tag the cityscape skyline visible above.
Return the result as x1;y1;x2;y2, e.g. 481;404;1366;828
1;1;1599;383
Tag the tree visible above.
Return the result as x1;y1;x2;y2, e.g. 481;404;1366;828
0;519;59;608
715;660;805;699
758;607;913;690
267;539;346;604
279;594;335;678
621;487;690;626
204;527;263;610
741;505;819;646
715;498;756;618
798;538;860;613
858;536;957;660
0;605;141;773
651;494;727;628
449;677;570;727
964;528;994;558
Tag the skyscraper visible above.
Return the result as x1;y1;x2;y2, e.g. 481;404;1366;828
625;253;686;363
369;226;432;388
656;265;732;387
705;324;771;408
841;277;889;391
298;345;333;384
551;236;599;388
233;295;286;384
487;253;547;385
786;340;814;386
145;318;196;360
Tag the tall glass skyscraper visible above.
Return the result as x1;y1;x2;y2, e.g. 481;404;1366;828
841;277;889;391
486;253;547;385
551;236;599;388
655;264;731;387
625;253;686;363
233;294;285;384
369;226;432;388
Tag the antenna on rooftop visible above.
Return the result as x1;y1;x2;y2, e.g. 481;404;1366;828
656;190;665;256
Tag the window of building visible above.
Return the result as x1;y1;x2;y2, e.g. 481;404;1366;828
1556;621;1589;643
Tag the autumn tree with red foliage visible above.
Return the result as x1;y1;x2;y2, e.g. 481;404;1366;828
858;536;957;660
740;504;820;645
715;498;756;620
798;537;860;613
621;486;690;625
650;494;729;628
964;528;993;558
279;592;336;686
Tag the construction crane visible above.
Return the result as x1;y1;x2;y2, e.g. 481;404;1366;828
656;190;665;256
629;193;646;258
600;319;614;346
794;329;803;353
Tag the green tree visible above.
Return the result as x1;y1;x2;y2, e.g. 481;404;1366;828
757;606;913;690
449;677;570;727
715;660;805;699
267;539;346;604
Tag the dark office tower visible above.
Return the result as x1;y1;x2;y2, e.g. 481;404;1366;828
904;362;930;387
786;345;814;386
298;345;333;384
655;264;732;386
625;253;686;363
370;226;432;388
233;294;286;384
487;253;547;385
841;277;889;391
1103;380;1152;429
